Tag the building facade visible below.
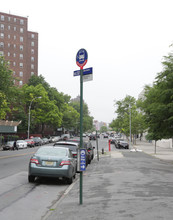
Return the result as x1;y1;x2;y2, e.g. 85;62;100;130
0;12;38;86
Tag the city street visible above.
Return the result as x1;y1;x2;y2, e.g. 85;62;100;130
1;138;173;220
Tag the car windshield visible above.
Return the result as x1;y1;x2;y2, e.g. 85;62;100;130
17;140;24;143
36;147;67;156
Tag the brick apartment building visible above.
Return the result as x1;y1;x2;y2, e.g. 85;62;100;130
0;12;38;86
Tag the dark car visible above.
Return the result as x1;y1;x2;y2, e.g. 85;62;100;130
115;138;129;149
3;141;14;150
83;141;95;164
32;137;43;146
28;146;76;184
89;134;96;141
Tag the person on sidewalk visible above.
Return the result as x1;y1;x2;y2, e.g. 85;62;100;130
13;141;18;150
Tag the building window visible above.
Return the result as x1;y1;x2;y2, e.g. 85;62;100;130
31;34;35;39
31;72;34;76
20;28;24;33
8;17;11;21
20;54;23;59
31;57;34;62
14;35;16;40
20;63;23;68
14;26;16;31
14;18;16;22
13;71;16;75
0;33;4;38
20;36;23;42
13;62;16;66
1;15;5;21
20;19;24;25
31;49;34;54
8;35;10;39
31;41;34;47
0;51;4;56
8;25;10;30
31;64;34;69
19;81;23;86
0;42;4;48
14;44;16;49
8;52;10;56
13;53;16;57
0;24;4;30
19;71;23;77
20;45;23;51
8;43;10;48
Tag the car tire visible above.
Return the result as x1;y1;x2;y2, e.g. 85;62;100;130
66;177;73;184
28;175;35;183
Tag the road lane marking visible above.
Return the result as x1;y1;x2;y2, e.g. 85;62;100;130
0;152;35;159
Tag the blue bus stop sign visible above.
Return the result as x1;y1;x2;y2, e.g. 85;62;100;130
76;48;88;69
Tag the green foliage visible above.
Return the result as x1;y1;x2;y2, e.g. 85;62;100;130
110;95;147;137
100;126;108;133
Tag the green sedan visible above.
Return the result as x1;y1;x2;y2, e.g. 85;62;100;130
28;146;77;184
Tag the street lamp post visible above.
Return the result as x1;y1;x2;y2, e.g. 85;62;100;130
129;104;132;149
27;97;41;139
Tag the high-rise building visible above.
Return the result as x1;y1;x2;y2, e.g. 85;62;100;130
0;12;38;86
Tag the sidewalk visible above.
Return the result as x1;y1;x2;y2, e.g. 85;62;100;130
43;141;173;220
135;139;173;162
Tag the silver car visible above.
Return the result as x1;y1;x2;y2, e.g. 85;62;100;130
28;146;76;184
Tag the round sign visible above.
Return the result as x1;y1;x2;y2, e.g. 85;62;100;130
76;48;88;69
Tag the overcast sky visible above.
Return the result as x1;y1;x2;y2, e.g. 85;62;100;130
1;0;173;124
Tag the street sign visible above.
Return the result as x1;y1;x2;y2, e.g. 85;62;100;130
83;73;93;82
73;67;93;76
80;149;86;171
76;49;88;69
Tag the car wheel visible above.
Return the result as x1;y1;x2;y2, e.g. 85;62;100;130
28;175;35;183
66;177;73;184
88;159;91;164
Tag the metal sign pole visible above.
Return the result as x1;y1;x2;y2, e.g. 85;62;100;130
80;68;83;205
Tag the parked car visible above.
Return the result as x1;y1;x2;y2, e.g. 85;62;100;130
25;139;35;148
51;136;60;142
42;138;49;144
103;133;109;138
65;139;94;165
28;146;76;184
16;140;28;149
3;141;14;150
115;138;129;149
83;141;95;164
89;134;96;140
32;137;43;146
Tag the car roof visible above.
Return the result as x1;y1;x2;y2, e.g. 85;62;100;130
54;141;79;146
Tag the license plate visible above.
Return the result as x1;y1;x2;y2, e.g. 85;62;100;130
45;161;54;166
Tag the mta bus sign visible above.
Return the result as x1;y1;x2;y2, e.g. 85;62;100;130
76;49;88;69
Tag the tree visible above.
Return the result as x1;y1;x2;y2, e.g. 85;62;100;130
112;95;146;141
70;98;93;132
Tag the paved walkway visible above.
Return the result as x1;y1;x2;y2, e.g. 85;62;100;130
43;140;173;220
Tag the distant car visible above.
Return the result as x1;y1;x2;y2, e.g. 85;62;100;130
16;140;28;149
32;137;43;146
28;146;76;184
89;134;96;140
103;134;109;138
25;139;35;148
3;141;14;150
115;139;129;149
42;138;49;144
83;141;95;164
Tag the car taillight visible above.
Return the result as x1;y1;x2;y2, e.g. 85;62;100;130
88;150;91;153
30;158;39;164
60;161;71;166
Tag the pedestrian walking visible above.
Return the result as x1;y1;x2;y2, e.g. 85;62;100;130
13;141;18;150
